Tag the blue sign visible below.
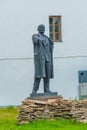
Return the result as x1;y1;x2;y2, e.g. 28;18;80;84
78;70;87;83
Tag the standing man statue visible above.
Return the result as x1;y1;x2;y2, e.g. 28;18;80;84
32;24;54;94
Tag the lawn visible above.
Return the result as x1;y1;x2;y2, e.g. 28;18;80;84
0;106;87;130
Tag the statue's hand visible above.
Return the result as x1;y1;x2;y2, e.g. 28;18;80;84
32;34;43;44
32;35;40;44
38;37;43;43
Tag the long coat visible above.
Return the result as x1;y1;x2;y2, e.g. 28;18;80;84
32;33;54;78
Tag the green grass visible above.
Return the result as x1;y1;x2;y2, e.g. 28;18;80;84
0;106;87;130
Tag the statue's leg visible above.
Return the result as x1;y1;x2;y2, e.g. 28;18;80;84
32;78;41;94
43;78;50;92
43;62;51;93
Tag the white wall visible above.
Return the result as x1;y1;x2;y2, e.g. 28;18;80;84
0;59;34;106
0;0;87;105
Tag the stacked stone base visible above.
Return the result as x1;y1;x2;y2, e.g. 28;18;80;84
17;97;87;124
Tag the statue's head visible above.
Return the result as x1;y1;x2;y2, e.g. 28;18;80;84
37;24;45;34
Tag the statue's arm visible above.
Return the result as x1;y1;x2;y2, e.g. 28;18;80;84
32;34;42;44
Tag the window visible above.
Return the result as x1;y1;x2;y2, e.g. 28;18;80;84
49;16;62;42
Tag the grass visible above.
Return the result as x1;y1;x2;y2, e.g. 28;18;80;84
0;106;87;130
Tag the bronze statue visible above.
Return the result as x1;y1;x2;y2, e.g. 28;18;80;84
32;24;54;94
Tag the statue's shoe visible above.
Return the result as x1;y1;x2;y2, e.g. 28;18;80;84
32;90;37;94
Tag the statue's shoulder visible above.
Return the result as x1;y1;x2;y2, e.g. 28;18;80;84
32;33;40;43
32;33;40;38
32;34;38;40
44;34;52;41
32;34;37;37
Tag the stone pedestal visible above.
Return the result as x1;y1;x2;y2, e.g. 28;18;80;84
17;96;73;124
17;97;87;124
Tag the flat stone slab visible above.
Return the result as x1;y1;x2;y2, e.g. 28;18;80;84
30;92;57;98
27;92;63;100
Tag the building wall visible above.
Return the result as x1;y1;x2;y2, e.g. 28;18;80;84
0;0;87;105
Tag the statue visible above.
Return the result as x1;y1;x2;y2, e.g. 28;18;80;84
32;24;54;94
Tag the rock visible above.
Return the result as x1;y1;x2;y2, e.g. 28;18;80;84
17;97;87;124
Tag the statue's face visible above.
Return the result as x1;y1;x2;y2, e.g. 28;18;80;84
38;25;45;34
